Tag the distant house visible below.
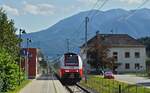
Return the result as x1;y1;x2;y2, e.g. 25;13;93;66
80;33;146;73
21;48;43;79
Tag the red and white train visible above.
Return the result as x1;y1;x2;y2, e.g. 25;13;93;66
54;52;83;83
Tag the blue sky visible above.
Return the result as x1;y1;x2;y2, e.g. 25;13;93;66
0;0;150;33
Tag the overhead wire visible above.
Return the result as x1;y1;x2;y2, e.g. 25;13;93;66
37;0;149;56
69;0;109;50
94;0;149;36
28;0;108;56
69;0;102;40
87;0;103;17
120;0;149;20
67;0;103;51
90;0;109;20
116;0;150;37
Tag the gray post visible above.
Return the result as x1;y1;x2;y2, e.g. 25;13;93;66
119;84;121;93
26;38;31;79
84;17;89;83
136;85;138;93
26;38;29;79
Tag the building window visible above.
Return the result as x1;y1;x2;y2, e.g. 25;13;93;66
113;52;118;61
135;52;140;58
135;63;140;69
113;52;118;55
125;63;130;69
125;52;130;58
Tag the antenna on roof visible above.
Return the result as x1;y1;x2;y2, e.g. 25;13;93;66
115;27;118;34
110;29;114;34
96;30;100;35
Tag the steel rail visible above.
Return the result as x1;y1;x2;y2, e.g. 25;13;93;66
65;83;91;93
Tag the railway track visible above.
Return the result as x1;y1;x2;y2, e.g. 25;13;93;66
65;83;91;93
54;72;91;93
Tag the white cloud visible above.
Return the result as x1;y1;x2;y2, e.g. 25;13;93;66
1;4;20;16
23;2;55;15
120;0;144;5
77;0;99;5
62;5;81;13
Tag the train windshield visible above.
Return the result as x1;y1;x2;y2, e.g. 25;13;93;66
65;54;79;66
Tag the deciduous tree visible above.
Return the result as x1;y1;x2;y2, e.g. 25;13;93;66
87;34;115;72
0;8;20;58
0;8;24;92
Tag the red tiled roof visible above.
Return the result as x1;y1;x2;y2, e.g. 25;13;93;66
81;34;144;48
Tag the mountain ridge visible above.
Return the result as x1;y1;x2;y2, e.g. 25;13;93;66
22;8;150;56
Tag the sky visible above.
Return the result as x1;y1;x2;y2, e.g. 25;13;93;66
0;0;150;33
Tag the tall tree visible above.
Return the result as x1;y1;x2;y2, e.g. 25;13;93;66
87;34;115;71
0;8;20;58
138;37;150;57
0;8;25;92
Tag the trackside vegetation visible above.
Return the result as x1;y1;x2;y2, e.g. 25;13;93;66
0;8;27;92
7;80;31;93
80;75;150;93
0;49;24;92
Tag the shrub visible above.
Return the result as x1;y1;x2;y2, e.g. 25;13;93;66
0;49;24;92
146;59;150;76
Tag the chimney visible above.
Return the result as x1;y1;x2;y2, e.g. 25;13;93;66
95;31;100;48
96;30;100;40
96;30;99;36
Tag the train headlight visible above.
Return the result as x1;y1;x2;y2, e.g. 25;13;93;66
65;70;69;72
76;69;79;72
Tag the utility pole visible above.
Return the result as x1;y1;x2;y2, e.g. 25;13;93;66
26;38;31;79
19;29;26;85
110;29;114;34
96;31;100;71
85;17;89;83
66;39;70;53
46;56;49;75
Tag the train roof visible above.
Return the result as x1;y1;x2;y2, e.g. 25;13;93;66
64;52;77;55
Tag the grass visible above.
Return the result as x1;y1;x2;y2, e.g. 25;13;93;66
80;75;150;93
7;80;31;93
120;72;148;77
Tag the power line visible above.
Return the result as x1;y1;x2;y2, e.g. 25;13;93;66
32;0;103;55
112;0;150;37
69;0;109;49
93;0;149;36
87;0;103;17
122;0;149;20
90;0;109;20
69;0;102;40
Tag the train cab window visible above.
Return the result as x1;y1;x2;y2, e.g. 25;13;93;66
65;54;79;66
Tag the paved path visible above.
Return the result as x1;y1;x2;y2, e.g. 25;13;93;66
19;75;68;93
115;75;150;88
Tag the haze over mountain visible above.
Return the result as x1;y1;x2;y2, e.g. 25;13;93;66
23;8;150;56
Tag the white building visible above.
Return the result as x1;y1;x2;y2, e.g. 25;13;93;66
80;34;146;73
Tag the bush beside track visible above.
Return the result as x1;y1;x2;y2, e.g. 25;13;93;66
7;80;31;93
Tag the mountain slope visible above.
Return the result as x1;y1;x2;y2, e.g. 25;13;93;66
23;8;150;56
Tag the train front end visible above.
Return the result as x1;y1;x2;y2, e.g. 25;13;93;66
60;53;83;83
